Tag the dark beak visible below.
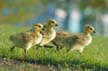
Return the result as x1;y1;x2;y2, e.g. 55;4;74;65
93;30;96;33
40;31;43;34
55;24;58;26
42;28;45;30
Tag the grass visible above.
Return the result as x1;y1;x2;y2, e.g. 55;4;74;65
0;25;108;71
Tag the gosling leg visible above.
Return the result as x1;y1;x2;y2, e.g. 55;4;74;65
10;46;15;51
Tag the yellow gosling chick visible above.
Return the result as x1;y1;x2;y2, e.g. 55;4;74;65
52;24;96;54
10;23;43;57
51;32;75;50
39;19;58;47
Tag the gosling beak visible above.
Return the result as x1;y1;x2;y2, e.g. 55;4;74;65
55;24;58;26
40;31;43;34
42;28;45;30
93;31;96;33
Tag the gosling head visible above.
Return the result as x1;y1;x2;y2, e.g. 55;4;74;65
47;19;58;27
84;24;96;34
32;23;43;32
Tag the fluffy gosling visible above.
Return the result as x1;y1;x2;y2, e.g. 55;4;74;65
10;23;43;57
39;19;58;47
52;24;96;54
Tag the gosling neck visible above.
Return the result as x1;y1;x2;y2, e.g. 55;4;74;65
32;29;41;33
84;31;91;36
46;25;54;30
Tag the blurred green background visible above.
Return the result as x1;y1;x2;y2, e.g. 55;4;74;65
0;0;108;36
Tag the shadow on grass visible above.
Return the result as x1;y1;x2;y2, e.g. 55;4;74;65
3;56;107;71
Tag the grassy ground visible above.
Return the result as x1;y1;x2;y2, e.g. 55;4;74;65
0;25;108;71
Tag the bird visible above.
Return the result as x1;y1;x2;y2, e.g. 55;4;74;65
39;19;58;48
10;23;43;57
52;24;96;54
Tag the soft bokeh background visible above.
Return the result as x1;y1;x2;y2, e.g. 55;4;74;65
0;0;108;36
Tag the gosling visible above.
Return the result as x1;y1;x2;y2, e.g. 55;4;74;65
39;19;58;47
10;23;43;57
52;24;96;54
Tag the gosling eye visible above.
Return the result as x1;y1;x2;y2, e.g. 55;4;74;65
51;21;55;23
38;25;41;28
89;28;92;30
